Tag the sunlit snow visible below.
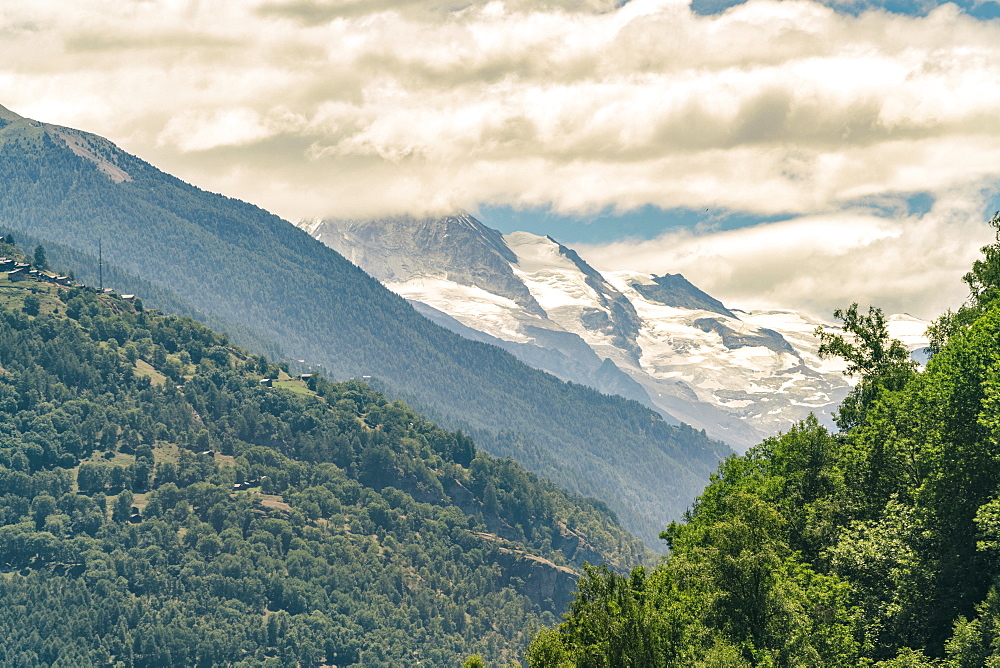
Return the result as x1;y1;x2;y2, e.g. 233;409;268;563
313;221;930;451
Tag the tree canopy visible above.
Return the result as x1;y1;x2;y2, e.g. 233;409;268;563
527;214;1000;667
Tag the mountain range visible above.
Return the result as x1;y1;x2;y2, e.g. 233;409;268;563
307;213;930;451
0;104;728;548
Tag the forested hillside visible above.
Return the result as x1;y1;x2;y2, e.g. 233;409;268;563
526;216;1000;666
0;104;729;547
0;240;652;667
0;226;283;361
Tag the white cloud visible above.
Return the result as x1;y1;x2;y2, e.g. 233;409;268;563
2;0;1000;314
158;108;287;152
582;187;993;320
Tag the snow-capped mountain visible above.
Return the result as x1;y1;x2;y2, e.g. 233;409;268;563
306;214;928;451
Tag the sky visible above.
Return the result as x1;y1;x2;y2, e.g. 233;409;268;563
3;0;1000;320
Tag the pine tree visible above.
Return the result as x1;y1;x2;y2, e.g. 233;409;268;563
32;245;47;270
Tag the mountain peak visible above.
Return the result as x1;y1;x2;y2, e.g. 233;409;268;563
0;105;132;183
308;213;547;316
627;273;735;318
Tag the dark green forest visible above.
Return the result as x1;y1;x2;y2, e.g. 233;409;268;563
0;104;729;547
525;219;1000;666
0;240;653;667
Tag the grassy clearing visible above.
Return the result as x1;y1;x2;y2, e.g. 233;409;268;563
82;450;136;467
153;441;180;467
255;493;291;512
215;452;236;467
131;492;149;512
134;359;167;386
0;275;61;314
274;380;314;396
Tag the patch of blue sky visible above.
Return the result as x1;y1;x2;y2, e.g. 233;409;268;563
905;192;935;217
836;191;936;218
477;192;936;245
984;190;1000;218
689;0;1000;19
475;203;792;244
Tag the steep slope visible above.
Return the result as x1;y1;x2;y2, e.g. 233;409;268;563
504;232;643;364
0;105;729;547
628;272;735;317
0;252;651;666
309;213;546;319
311;216;682;416
407;299;659;411
310;215;928;450
606;273;855;444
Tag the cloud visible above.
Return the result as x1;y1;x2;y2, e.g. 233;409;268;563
257;0;623;24
582;186;994;320
2;0;1000;314
158;108;284;152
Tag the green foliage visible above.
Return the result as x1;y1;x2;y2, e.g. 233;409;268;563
875;648;942;667
816;303;916;431
32;244;47;270
526;628;575;667
929;212;1000;354
964;212;1000;310
529;221;1000;664
21;293;39;316
0;273;651;666
0;116;729;547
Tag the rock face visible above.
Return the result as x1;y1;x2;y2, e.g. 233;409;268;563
630;273;734;318
494;547;579;612
309;214;546;318
551;521;607;569
307;214;928;451
471;531;581;612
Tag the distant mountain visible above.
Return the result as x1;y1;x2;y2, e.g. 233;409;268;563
309;214;930;450
0;104;730;547
317;213;547;319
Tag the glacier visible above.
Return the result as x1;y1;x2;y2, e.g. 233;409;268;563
308;213;928;451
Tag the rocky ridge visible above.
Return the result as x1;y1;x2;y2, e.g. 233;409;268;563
307;214;929;451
